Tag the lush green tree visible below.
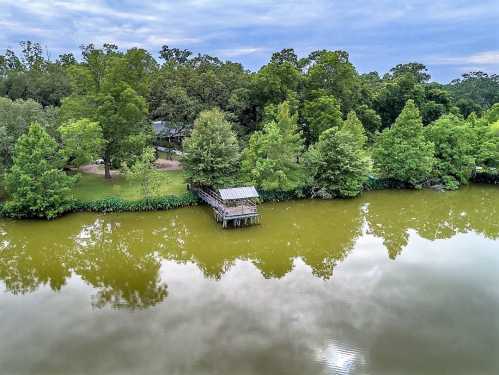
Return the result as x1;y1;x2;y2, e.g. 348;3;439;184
341;111;368;147
354;104;382;140
0;97;59;168
470;104;499;168
302;94;342;143
447;72;499;115
373;100;435;186
305;50;360;114
159;45;193;65
59;119;104;168
61;45;150;178
122;147;163;198
270;48;299;67
424;114;475;187
388;62;431;83
306;118;371;198
241;102;306;191
150;56;253;133
182;108;240;187
374;74;425;129
375;69;452;128
0;42;71;106
4;123;75;218
251;59;302;123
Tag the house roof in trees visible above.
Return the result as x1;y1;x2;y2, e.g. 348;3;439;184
152;121;187;137
218;186;259;200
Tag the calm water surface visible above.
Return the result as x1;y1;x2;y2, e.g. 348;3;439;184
1;185;498;375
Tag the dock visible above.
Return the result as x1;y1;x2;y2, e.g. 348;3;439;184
191;186;260;228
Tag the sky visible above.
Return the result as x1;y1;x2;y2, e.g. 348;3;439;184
0;0;498;82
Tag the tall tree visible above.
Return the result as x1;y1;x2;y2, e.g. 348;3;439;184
470;104;499;168
182;108;240;187
305;50;360;114
4;123;75;218
388;62;431;83
373;100;435;187
59;118;104;168
122;147;163;199
0;97;59;168
447;72;499;115
61;45;149;178
306;123;371;198
241;101;306;191
302;94;343;143
425;114;475;188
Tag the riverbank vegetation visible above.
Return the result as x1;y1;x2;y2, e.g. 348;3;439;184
0;42;498;218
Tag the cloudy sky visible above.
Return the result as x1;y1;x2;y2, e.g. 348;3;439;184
1;0;498;82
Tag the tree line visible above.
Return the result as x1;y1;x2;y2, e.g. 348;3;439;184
0;42;498;218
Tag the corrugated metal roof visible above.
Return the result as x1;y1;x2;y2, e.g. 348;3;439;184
218;186;259;200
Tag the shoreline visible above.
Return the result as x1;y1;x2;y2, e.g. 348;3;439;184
1;182;497;221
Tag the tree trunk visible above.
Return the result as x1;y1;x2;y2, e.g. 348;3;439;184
104;155;112;179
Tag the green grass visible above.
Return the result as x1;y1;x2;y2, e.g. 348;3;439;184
73;170;187;201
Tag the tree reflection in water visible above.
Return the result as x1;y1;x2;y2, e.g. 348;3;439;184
0;185;497;308
71;218;168;309
364;185;499;259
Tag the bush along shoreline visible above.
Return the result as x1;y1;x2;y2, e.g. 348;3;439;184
0;192;200;220
2;178;498;220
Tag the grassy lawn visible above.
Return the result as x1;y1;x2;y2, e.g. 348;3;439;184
73;170;187;201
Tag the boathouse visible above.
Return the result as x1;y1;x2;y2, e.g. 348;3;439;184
192;186;260;227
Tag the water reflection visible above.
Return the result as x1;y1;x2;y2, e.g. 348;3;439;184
0;185;498;309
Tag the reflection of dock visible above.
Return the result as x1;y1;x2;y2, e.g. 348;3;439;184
191;186;260;228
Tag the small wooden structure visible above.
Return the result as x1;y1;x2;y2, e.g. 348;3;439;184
191;185;260;228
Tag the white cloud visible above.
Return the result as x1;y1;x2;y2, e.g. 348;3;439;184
430;51;499;66
218;47;266;57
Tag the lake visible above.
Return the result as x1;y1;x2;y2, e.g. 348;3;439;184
1;185;498;374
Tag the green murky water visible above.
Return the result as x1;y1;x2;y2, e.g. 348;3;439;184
1;185;498;374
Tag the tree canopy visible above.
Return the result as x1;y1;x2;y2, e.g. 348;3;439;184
4;123;75;218
182;108;240;188
306;117;371;198
373;100;435;187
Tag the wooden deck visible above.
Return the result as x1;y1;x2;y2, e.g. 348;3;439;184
192;186;260;228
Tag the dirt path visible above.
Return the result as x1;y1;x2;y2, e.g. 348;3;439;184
154;159;183;171
79;164;120;176
79;158;182;175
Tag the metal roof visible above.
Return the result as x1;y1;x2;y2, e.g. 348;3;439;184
218;186;259;200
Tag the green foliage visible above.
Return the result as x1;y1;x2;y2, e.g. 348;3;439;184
59;118;104;167
0;97;59;167
150;55;252;133
341;111;368;147
252;60;302;109
61;47;150;178
306;120;371;198
241;102;306;191
4;123;75;219
302;94;343;142
389;63;431;83
122;147;163;199
373;100;435;187
354;104;382;139
424;114;475;185
305;50;359;114
447;72;499;116
0;42;71;107
72;193;198;213
470;104;499;168
374;69;451;128
1;193;199;218
182;108;240;188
